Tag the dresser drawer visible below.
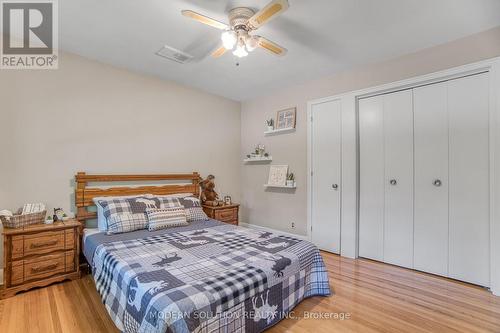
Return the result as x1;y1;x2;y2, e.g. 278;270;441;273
215;208;238;222
10;251;73;285
24;253;66;281
11;229;76;259
24;231;66;256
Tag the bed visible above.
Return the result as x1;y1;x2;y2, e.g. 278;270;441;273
75;172;331;333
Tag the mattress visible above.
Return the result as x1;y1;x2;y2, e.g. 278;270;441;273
82;220;222;264
84;219;331;333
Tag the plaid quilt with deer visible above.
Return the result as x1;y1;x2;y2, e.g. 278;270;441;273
90;220;331;333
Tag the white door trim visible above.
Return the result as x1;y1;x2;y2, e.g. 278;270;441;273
307;56;500;295
490;59;500;296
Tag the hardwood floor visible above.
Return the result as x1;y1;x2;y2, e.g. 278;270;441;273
1;252;499;333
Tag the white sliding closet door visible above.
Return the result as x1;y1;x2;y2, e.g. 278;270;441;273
448;73;490;286
359;96;384;261
358;71;491;286
383;90;414;268
311;99;342;253
413;82;449;276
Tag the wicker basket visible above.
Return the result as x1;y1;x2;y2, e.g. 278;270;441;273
0;209;47;228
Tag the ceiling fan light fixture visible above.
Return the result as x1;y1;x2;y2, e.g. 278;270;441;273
233;43;248;58
245;35;259;52
182;0;289;59
221;30;237;50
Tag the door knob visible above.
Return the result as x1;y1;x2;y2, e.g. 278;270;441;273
433;179;442;187
389;179;397;186
332;184;338;190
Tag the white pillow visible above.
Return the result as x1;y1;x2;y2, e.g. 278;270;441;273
146;208;188;231
92;194;153;232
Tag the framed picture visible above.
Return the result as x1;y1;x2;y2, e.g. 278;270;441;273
275;107;296;130
224;195;232;205
268;165;288;186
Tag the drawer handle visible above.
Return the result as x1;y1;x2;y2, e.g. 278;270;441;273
30;240;58;249
31;263;58;273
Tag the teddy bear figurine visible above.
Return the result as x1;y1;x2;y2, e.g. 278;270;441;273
199;174;222;206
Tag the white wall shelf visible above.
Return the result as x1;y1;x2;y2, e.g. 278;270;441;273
244;156;272;162
264;184;297;189
264;127;296;136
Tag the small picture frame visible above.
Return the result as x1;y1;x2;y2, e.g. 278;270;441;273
268;165;288;186
275;107;296;130
224;196;232;205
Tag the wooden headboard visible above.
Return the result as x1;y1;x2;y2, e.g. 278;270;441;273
75;172;201;225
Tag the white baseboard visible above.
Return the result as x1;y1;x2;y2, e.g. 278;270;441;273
239;222;308;240
492;287;500;297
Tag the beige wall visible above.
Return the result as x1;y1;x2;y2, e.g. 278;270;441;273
241;26;500;236
0;52;241;267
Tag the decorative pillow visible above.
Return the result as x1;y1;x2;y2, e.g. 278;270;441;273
96;195;153;232
152;196;183;209
146;208;188;231
107;213;148;234
93;194;152;231
178;196;208;222
127;197;160;213
97;197;132;219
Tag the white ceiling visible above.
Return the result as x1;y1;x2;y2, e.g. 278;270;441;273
60;0;500;101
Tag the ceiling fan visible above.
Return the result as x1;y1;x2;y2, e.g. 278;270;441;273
181;0;289;59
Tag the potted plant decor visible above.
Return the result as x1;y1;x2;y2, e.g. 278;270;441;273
44;215;53;224
286;173;295;187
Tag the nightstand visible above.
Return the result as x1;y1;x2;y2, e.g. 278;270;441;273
1;219;81;298
202;204;239;225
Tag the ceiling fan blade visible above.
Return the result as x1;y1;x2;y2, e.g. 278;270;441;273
181;10;229;30
258;37;287;56
211;45;227;58
247;0;289;30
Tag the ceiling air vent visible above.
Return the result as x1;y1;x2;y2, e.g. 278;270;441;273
155;45;193;64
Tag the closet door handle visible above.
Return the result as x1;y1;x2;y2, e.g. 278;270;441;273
389;179;397;186
332;184;338;190
433;179;442;187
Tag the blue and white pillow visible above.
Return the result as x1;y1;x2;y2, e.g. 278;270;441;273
107;213;149;234
95;195;183;232
178;196;208;222
94;194;151;231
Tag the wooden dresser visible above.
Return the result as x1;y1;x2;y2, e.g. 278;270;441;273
202;204;239;225
1;220;80;298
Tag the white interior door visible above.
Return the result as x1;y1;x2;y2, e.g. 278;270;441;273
448;73;490;286
311;99;342;253
359;95;385;261
413;82;449;276
383;90;414;268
